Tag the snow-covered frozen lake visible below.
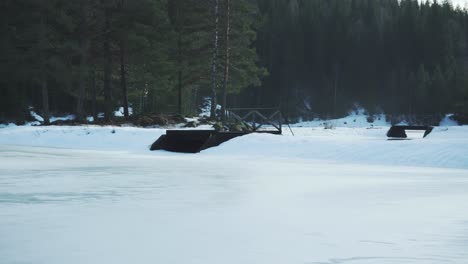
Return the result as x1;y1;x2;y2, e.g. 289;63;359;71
1;125;468;264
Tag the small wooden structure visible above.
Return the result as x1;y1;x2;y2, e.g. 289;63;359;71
150;108;282;153
387;125;434;139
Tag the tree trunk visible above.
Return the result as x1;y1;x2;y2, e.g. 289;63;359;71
120;40;129;119
119;0;129;119
177;33;183;115
91;69;97;122
333;63;340;118
103;8;112;121
192;87;198;115
221;0;231;122
210;0;220;119
39;15;50;125
77;0;88;122
41;76;50;125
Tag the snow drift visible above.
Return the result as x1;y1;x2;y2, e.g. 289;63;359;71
0;124;467;169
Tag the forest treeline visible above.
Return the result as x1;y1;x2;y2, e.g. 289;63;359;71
1;0;468;124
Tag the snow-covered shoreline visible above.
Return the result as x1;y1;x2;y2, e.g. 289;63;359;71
0;124;467;169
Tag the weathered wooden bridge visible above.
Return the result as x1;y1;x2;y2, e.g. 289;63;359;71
151;108;282;153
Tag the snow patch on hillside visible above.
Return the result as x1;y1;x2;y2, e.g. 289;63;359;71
199;97;221;117
440;114;459;126
292;109;388;128
29;110;44;122
114;106;133;117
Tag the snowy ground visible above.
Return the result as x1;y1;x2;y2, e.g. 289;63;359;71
1;123;468;264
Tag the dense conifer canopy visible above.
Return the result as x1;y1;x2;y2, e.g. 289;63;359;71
1;0;468;123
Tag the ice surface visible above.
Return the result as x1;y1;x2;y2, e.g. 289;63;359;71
1;125;468;264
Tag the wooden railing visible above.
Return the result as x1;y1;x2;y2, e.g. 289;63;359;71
225;108;282;134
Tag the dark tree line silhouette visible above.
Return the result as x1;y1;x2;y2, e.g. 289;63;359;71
1;0;468;124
